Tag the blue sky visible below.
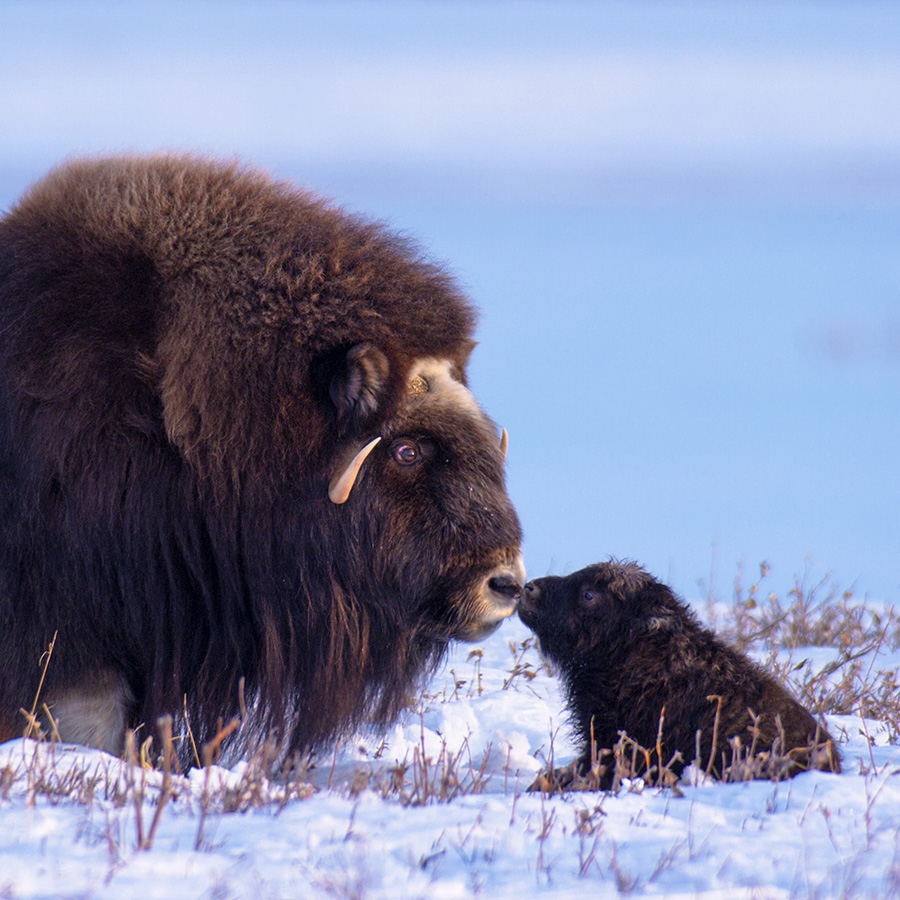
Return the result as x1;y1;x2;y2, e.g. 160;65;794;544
2;1;898;600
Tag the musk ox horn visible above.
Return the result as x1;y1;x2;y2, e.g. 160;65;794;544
499;428;508;463
329;436;382;504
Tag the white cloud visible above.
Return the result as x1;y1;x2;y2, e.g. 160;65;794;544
2;43;898;168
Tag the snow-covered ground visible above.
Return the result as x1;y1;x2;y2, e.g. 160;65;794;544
2;615;899;900
0;12;898;894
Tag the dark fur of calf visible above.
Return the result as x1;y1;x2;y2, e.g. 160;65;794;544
519;561;840;791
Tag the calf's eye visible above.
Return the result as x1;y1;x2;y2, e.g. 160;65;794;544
391;440;420;466
582;589;595;604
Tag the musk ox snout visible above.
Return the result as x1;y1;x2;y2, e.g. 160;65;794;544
460;554;526;641
487;571;523;604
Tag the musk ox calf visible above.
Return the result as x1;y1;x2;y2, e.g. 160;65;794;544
519;561;840;789
0;154;524;760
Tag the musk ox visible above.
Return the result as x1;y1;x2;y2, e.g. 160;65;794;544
0;154;524;760
519;561;840;789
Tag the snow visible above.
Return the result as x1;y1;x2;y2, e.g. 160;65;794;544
2;618;899;899
0;5;898;896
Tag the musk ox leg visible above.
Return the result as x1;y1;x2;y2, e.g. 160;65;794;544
44;670;133;756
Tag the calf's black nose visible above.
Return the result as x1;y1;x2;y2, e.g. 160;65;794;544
518;580;541;613
517;580;542;625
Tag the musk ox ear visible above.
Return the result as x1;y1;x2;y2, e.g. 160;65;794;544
313;342;391;425
457;338;478;371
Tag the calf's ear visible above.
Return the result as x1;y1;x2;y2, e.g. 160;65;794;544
313;342;390;425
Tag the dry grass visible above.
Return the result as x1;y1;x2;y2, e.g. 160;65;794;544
370;728;494;806
707;562;900;742
3;561;897;832
1;716;317;858
528;721;838;797
0;623;555;848
708;562;898;652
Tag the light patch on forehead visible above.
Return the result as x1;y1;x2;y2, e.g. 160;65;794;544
406;357;482;417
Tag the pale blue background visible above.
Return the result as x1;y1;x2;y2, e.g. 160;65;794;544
2;1;898;602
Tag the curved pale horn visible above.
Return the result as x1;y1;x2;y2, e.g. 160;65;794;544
499;428;508;463
329;437;382;504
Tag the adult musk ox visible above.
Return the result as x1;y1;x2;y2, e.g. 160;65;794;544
0;154;524;759
519;561;840;789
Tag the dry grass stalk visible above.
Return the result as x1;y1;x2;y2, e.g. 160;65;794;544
19;631;58;741
194;717;241;850
502;636;551;692
142;716;176;850
354;716;494;807
705;695;724;778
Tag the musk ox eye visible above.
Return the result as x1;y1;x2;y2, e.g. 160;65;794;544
581;588;596;605
391;440;421;466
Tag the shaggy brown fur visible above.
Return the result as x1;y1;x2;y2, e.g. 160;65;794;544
519;561;840;789
0;155;523;760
